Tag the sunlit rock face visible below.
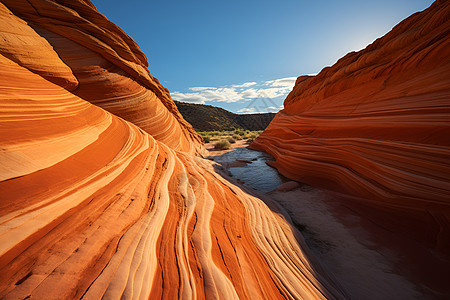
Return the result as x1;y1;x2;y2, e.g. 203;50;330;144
251;0;450;252
0;1;346;299
1;0;203;155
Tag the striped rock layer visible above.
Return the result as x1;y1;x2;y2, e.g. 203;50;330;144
251;0;450;252
0;1;346;299
1;0;203;155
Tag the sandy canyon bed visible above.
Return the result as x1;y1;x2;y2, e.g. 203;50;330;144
207;144;448;299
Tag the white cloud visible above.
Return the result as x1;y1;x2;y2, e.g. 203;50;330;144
238;105;280;114
241;88;259;98
264;77;297;87
204;87;243;102
255;87;287;99
171;91;207;104
233;81;257;88
173;76;297;109
189;86;213;91
172;87;243;103
237;108;255;114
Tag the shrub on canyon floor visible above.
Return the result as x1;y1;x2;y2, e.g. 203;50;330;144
214;139;231;150
227;137;236;144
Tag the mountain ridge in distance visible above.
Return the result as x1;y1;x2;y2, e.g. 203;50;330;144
174;100;275;131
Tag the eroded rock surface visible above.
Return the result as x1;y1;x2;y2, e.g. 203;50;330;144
251;0;450;253
0;1;345;299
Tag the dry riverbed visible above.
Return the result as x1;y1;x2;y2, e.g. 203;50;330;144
208;143;427;300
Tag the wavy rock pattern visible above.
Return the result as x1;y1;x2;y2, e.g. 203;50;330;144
0;1;345;299
2;0;203;154
251;0;450;252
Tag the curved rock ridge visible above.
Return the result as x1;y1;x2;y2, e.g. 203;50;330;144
1;0;203;154
0;2;346;299
251;0;450;252
0;51;345;300
0;3;78;90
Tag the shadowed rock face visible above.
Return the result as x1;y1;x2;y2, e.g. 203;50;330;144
0;1;346;299
251;0;450;252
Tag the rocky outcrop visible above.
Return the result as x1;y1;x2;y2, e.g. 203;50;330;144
1;0;203;155
251;0;450;252
0;1;345;299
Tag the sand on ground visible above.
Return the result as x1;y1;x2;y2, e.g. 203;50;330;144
268;187;427;300
205;139;250;157
210;144;429;299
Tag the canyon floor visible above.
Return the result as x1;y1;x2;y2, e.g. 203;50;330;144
207;143;446;299
1;0;447;298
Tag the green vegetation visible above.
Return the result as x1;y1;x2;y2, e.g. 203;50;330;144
198;130;262;145
202;135;210;143
214;139;231;150
174;101;275;131
227;137;236;144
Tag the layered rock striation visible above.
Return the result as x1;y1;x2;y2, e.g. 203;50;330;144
251;0;450;252
0;1;345;299
1;0;203;155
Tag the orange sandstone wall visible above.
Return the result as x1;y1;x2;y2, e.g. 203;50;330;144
1;0;203;155
251;0;450;252
0;1;346;299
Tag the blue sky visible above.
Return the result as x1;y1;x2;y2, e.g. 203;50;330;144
92;0;433;113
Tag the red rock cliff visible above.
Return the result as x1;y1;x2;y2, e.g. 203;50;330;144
0;1;346;299
1;0;204;155
251;0;450;252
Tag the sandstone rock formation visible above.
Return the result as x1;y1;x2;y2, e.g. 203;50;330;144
1;0;203;155
251;0;450;253
0;1;346;299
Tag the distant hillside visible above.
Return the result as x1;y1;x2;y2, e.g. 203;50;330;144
174;101;276;131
